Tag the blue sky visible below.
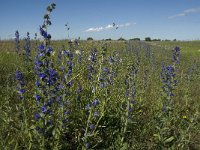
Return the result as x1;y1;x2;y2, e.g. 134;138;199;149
1;0;200;40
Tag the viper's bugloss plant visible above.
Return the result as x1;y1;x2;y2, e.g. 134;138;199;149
83;43;117;149
63;48;74;80
146;45;151;59
88;48;97;81
160;65;177;114
154;64;178;148
82;47;99;148
15;70;32;148
22;32;32;69
16;70;25;100
186;66;193;82
172;46;180;64
74;39;82;66
15;30;20;53
33;3;61;148
34;33;38;50
121;64;138;145
24;32;31;55
78;48;82;65
151;52;155;66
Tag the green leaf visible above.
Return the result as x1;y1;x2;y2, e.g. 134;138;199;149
153;133;161;141
164;136;175;143
29;125;36;130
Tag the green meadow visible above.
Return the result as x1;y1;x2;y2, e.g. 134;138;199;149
0;39;199;149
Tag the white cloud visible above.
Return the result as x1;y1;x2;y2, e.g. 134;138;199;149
168;13;186;19
125;22;131;26
117;22;133;27
105;24;114;30
169;7;200;19
85;27;104;32
84;22;135;32
184;8;200;13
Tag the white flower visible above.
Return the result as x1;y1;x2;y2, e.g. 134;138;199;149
75;50;80;55
52;51;56;56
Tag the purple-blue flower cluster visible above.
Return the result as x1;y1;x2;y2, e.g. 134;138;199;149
33;3;59;138
63;49;74;80
172;46;180;64
160;65;177;113
83;98;100;148
99;67;113;88
127;66;137;93
16;70;25;99
88;48;97;81
23;32;32;66
124;65;138;116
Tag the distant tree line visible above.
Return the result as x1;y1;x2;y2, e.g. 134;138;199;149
87;37;93;41
86;37;177;41
130;38;140;41
144;37;177;42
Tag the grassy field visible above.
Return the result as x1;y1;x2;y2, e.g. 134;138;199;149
0;39;199;149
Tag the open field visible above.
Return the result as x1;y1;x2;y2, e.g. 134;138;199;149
1;1;200;149
0;39;200;149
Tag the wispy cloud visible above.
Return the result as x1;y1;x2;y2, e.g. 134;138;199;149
105;24;114;30
84;27;104;32
168;7;200;19
84;22;135;32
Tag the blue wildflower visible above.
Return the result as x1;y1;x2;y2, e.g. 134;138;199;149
38;44;45;51
66;91;70;96
94;111;99;117
47;120;53;125
41;105;47;113
40;27;48;38
92;99;100;106
16;71;23;80
47;109;53;115
35;81;41;87
86;142;90;149
35;60;43;66
56;96;62;102
19;89;25;94
64;111;70;115
61;66;65;71
34;112;41;121
47;98;53;106
131;99;136;104
67;81;72;87
68;70;72;75
69;53;73;59
63;50;68;55
38;73;47;80
36;126;42;134
89;124;95;130
58;51;62;60
76;83;82;94
46;47;52;54
35;94;41;101
62;119;69;123
103;67;109;72
85;104;91;110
